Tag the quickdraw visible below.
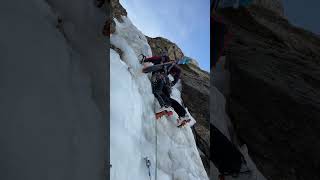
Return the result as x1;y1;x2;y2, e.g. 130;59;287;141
144;157;152;180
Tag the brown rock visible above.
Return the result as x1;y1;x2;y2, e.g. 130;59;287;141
102;18;116;36
109;0;126;35
147;37;184;60
110;0;127;22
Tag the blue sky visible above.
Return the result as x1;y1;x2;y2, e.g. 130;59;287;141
120;0;210;72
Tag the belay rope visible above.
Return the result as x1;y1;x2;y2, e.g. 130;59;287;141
155;109;158;180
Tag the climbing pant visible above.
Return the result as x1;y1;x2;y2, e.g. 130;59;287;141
151;73;171;107
151;73;186;117
169;98;186;118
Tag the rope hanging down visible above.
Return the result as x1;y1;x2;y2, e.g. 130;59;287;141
155;112;158;180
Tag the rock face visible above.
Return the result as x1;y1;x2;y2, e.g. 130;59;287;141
147;37;199;66
180;64;210;128
219;6;320;180
180;63;210;172
147;36;210;173
110;0;127;21
147;36;201;67
110;0;127;34
147;37;184;60
252;0;284;17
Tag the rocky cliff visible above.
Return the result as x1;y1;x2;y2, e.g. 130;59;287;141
217;3;320;180
253;0;284;17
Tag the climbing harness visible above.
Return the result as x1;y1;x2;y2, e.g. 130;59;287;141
144;157;152;180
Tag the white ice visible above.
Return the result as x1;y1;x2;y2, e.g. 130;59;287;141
110;16;208;180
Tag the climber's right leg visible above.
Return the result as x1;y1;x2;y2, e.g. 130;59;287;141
151;74;173;119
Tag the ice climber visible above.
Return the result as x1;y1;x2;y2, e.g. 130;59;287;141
142;53;191;127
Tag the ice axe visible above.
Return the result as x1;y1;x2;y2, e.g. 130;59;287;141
139;54;146;64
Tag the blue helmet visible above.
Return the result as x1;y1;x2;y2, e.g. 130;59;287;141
178;57;192;65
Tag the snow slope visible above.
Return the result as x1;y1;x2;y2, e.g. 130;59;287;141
110;17;208;180
0;0;106;180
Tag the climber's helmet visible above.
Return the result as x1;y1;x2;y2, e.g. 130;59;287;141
178;57;192;65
